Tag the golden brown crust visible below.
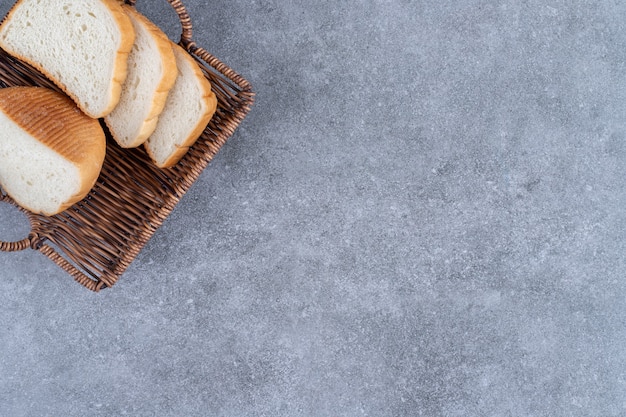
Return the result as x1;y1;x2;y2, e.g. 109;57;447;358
148;43;217;168
97;0;136;117
0;87;106;215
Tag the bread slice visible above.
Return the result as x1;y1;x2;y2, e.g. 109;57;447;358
0;87;106;216
0;0;135;118
104;5;177;148
144;43;217;168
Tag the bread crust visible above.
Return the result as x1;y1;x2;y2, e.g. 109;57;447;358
0;0;135;118
145;43;217;168
99;0;137;117
0;87;106;215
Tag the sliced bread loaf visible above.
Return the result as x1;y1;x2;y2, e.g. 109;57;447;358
0;0;135;118
104;5;177;148
0;87;106;216
144;43;217;168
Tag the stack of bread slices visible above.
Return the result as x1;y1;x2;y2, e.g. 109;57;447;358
0;0;217;216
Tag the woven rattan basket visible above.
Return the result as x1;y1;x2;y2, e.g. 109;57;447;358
0;0;254;291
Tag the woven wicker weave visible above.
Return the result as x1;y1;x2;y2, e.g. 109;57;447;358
0;0;254;291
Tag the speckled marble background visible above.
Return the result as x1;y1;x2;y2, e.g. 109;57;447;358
0;0;625;416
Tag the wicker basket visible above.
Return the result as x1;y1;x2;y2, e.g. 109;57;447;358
0;0;254;291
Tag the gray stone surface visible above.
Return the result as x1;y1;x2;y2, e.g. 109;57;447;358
1;0;625;415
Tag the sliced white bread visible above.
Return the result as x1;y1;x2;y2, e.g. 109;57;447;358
0;0;135;118
104;5;177;148
144;43;217;168
0;87;106;216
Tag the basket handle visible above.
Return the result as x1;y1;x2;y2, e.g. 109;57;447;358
0;194;102;290
126;0;195;47
125;0;253;89
0;193;33;252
